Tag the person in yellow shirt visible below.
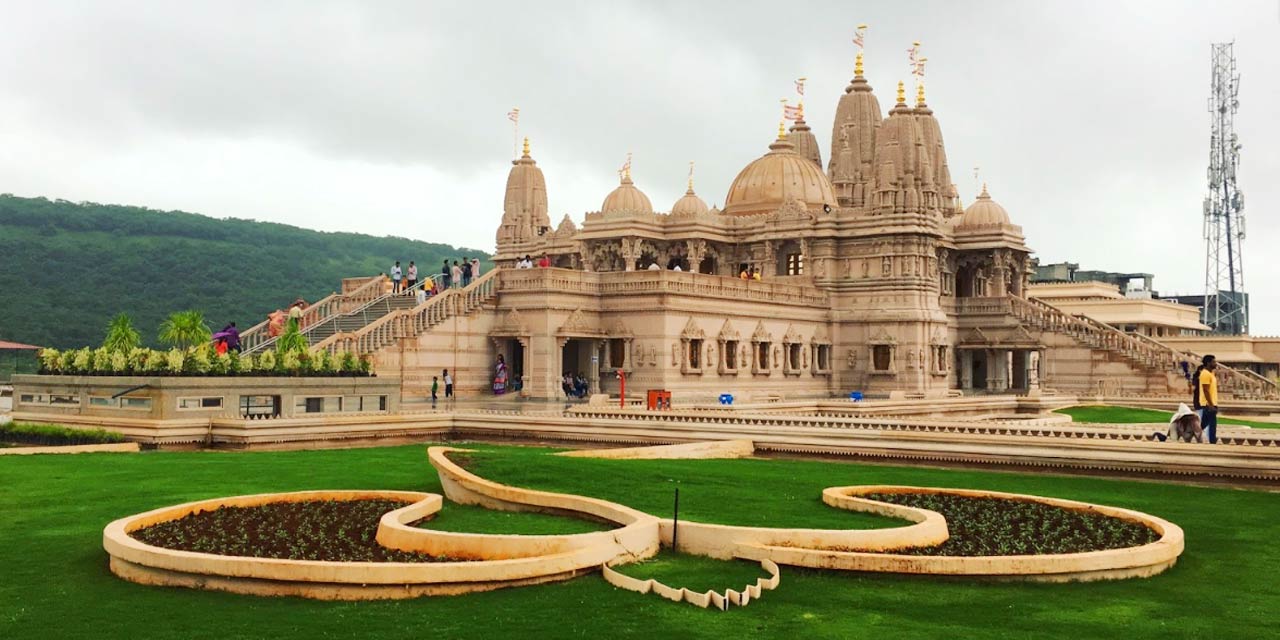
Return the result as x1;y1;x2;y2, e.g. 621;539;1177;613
1192;355;1219;444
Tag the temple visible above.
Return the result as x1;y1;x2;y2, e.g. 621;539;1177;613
276;44;1273;402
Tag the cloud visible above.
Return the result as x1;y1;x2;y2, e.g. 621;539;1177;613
0;0;1276;332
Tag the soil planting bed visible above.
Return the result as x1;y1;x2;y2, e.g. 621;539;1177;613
130;499;453;562
861;493;1159;556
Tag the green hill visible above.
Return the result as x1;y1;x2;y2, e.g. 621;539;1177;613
0;194;490;349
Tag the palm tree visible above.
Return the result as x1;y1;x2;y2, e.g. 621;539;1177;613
157;310;211;350
274;320;309;355
102;313;141;353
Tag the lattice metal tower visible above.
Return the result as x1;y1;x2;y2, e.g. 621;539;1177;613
1203;42;1247;335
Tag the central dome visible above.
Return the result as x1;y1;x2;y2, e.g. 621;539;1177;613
723;134;837;216
601;174;653;214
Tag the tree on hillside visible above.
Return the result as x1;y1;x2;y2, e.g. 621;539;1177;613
102;313;141;353
157;310;211;350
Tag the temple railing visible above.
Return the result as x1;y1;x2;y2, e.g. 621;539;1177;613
318;269;499;356
242;275;389;354
1006;295;1276;399
498;268;831;307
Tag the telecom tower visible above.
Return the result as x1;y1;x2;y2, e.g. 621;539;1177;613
1203;42;1247;335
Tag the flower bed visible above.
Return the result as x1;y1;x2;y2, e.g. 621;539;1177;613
860;492;1160;556
130;499;452;562
36;347;372;377
0;422;126;447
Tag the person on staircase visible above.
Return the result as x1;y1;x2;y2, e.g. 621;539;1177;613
406;261;417;294
451;261;462;289
441;260;452;289
390;261;403;294
461;257;473;287
471;257;482;279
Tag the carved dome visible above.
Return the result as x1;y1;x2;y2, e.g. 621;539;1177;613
723;131;837;216
601;173;653;215
958;185;1011;227
671;187;709;216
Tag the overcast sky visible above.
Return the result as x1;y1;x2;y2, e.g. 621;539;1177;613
1;1;1277;333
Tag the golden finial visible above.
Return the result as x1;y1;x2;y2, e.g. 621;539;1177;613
522;137;530;157
624;151;632;180
855;51;864;76
896;81;905;104
687;161;695;191
916;82;926;107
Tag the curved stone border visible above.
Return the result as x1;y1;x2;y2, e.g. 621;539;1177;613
556;439;755;460
602;559;781;610
735;485;1185;582
103;447;1187;600
0;442;139;456
431;446;947;561
104;490;644;600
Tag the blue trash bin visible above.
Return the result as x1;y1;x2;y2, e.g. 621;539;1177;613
719;394;734;405
849;391;863;402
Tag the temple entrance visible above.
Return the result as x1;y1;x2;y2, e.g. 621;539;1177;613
559;338;601;399
494;338;528;394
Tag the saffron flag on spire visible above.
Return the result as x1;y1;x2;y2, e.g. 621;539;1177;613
913;56;928;80
794;77;806;96
853;24;868;50
507;108;520;123
783;105;803;120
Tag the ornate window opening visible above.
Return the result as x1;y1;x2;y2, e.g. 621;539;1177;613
680;318;705;375
785;253;804;275
811;326;833;376
751;321;772;376
782;324;803;376
868;329;897;375
756;342;771;373
932;344;949;375
724;341;738;370
717;320;740;375
603;319;633;372
608;339;628;370
816;345;832;372
872;345;892;371
688;339;703;369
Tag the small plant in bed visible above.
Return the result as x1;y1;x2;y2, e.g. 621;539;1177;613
0;422;126;447
130;499;457;562
862;492;1160;556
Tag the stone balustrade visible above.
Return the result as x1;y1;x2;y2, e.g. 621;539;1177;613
498;268;830;307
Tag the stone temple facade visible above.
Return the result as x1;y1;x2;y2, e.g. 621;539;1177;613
357;50;1270;402
480;56;1040;401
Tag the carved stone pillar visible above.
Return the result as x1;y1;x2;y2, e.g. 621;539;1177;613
620;238;638;272
687;239;706;273
762;241;778;277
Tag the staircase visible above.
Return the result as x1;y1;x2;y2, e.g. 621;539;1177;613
238;275;389;353
1009;296;1276;399
317;269;500;356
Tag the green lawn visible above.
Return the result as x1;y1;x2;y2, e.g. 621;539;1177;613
1056;405;1280;429
1;443;1277;639
418;501;610;535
